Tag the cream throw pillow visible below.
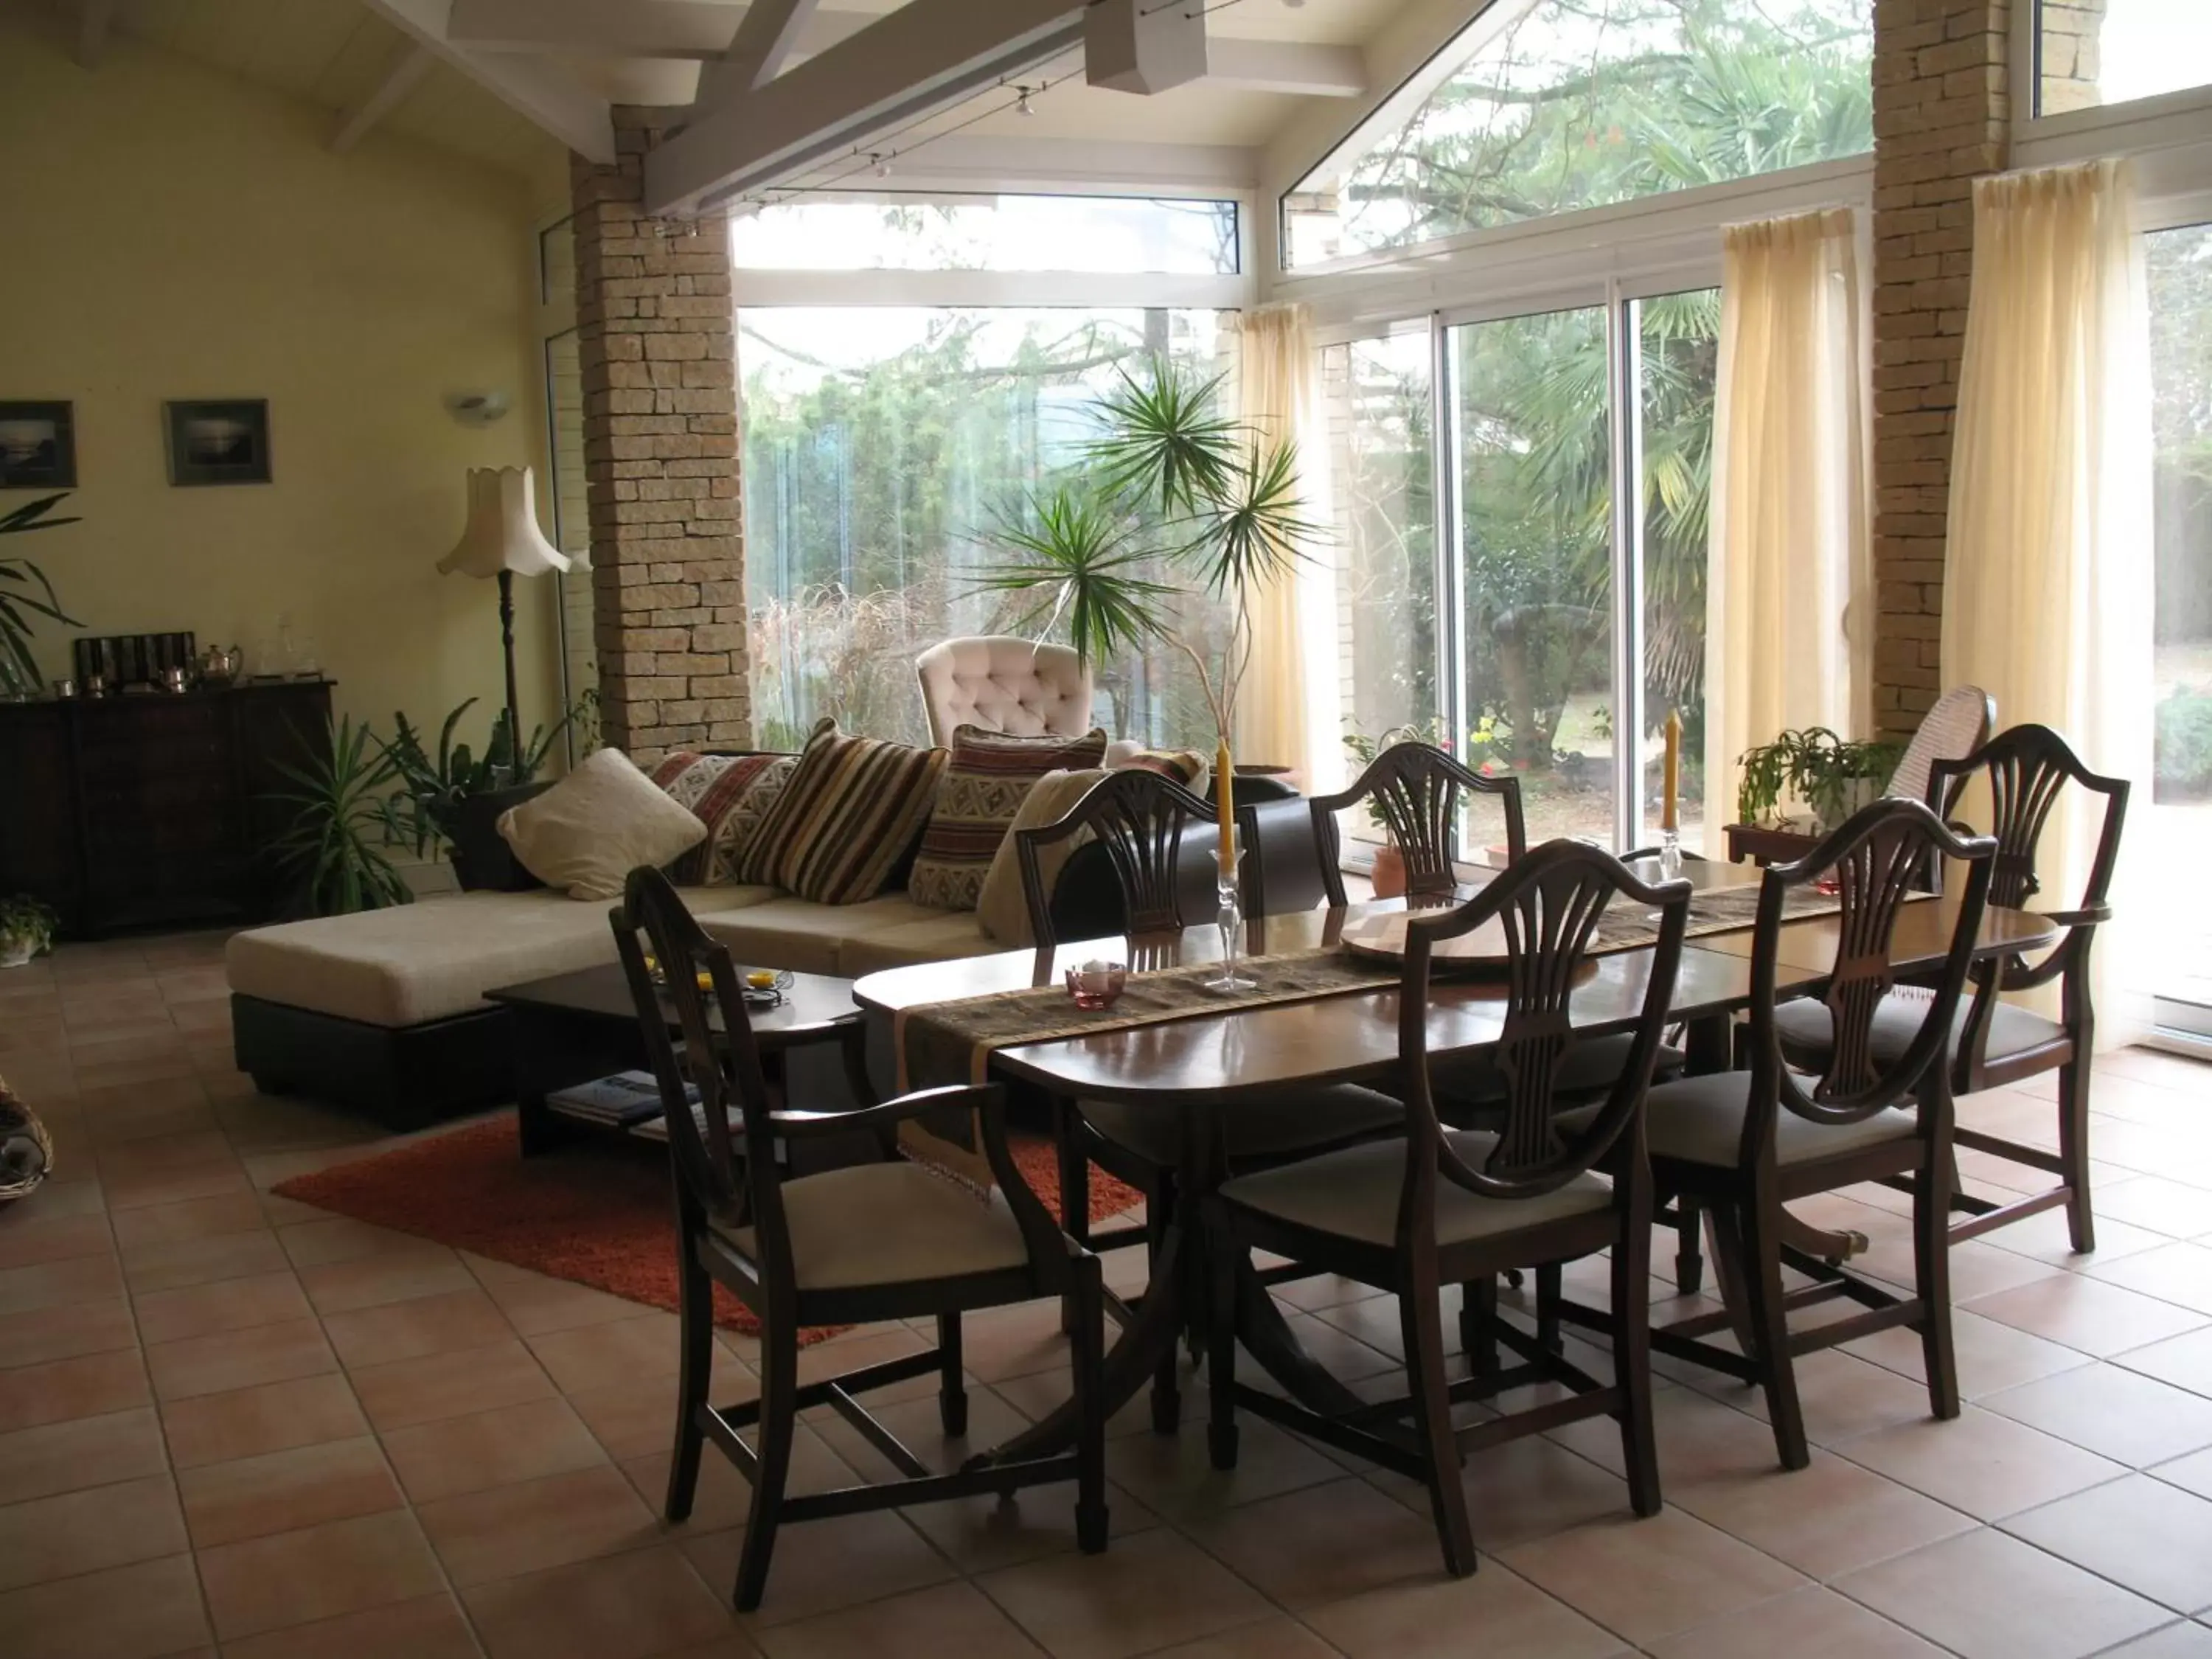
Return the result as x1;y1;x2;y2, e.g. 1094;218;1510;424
498;748;706;900
974;767;1109;946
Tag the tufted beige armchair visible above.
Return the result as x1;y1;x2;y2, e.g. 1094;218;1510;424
914;636;1094;746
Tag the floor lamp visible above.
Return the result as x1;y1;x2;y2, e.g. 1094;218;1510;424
437;466;573;766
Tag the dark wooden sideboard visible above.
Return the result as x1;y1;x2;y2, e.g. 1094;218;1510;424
0;680;333;938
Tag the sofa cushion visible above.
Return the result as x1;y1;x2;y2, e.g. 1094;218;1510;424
974;767;1109;947
836;905;999;976
740;718;949;904
688;894;910;977
647;752;790;885
498;748;705;900
908;726;1107;913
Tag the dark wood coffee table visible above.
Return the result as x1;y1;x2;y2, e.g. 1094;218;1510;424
484;963;864;1156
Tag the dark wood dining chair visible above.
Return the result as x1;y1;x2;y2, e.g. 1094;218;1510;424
1016;766;1406;1419
611;866;1107;1611
1775;723;2126;1254
1285;740;1528;912
1205;840;1693;1576
1627;799;1997;1470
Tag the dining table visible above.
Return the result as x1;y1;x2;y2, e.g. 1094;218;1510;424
847;855;2061;1469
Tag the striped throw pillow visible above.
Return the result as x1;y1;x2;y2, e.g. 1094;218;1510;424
908;726;1108;912
744;719;950;905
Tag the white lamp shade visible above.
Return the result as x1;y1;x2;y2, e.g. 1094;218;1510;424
437;466;575;580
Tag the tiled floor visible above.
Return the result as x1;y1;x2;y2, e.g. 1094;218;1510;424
4;930;2212;1658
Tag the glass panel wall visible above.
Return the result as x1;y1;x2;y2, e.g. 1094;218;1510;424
732;195;1239;274
2038;0;2212;117
1284;0;1873;268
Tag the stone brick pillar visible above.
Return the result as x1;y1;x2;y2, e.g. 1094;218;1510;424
1868;0;2011;741
571;106;750;763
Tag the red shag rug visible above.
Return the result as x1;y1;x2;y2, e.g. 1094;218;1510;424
272;1117;1142;1343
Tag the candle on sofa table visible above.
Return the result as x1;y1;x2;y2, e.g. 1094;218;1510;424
1661;708;1681;834
1215;740;1236;868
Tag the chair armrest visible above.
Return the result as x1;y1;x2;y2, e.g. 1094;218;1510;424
766;1083;1001;1139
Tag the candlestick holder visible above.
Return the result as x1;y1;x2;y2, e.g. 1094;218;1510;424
1657;827;1683;879
1207;836;1256;992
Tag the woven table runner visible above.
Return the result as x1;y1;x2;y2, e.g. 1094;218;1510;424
894;879;1854;1189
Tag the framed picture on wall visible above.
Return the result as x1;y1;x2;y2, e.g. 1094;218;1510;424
165;399;271;487
0;401;77;490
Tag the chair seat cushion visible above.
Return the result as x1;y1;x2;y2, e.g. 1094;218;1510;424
1771;992;2066;1068
1432;1033;1686;1104
1081;1085;1404;1167
713;1161;1029;1291
1642;1071;1919;1166
1218;1130;1613;1251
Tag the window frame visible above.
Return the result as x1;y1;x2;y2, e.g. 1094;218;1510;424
2014;0;2212;139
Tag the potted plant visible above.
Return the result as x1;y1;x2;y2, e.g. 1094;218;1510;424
0;896;58;967
1343;717;1447;897
0;494;82;699
265;716;413;916
1736;726;1903;833
377;692;590;888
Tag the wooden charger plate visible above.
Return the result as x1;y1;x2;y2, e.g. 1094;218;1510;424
1338;911;1601;984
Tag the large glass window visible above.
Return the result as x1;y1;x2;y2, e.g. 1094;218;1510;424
2146;221;2212;1030
739;307;1230;749
732;195;1239;274
2038;0;2212;118
1283;0;1872;268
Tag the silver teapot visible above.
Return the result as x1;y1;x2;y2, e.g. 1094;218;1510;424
198;643;242;686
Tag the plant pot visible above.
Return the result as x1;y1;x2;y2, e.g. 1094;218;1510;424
0;935;37;969
1371;842;1408;900
442;783;553;892
1812;775;1885;836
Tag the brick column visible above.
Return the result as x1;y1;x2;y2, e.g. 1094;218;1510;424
571;106;749;763
1869;0;2011;741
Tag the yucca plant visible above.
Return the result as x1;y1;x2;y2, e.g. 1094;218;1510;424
0;494;83;697
376;695;585;858
266;717;412;916
970;358;1322;745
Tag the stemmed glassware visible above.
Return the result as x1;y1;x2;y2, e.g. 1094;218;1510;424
1208;832;1256;992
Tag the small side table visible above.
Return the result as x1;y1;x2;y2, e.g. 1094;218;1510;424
1722;821;1822;867
484;964;865;1157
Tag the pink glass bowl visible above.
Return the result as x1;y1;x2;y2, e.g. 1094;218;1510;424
1065;963;1128;1010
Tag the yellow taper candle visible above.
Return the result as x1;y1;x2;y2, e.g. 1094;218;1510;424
1215;740;1237;866
1660;708;1681;833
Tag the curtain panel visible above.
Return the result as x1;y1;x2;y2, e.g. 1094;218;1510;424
1944;158;2154;1041
1701;206;1874;844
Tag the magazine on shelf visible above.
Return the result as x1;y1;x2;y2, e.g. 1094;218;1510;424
545;1070;689;1127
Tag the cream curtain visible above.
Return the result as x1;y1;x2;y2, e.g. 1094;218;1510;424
1943;159;2154;1042
1702;207;1873;845
1225;304;1332;783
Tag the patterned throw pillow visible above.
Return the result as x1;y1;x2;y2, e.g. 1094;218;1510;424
907;726;1109;912
647;752;793;885
742;718;950;905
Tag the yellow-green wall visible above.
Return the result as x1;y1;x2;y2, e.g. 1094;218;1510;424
0;11;568;749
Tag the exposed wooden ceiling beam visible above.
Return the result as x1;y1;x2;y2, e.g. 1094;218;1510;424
644;0;1085;215
355;0;617;163
1205;40;1365;99
703;0;822;100
76;0;113;68
330;41;437;152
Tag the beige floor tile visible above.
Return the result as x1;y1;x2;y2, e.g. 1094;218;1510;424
1102;1411;1341;1522
0;1405;169;1505
1302;1559;1629;1658
146;1315;338;1402
2090;1244;2212;1318
2119;1326;2212;1399
569;1375;691;1461
0;1552;212;1659
1846;1305;2095;1397
415;1461;662;1587
1107;1613;1336;1657
382;1396;609;1503
108;1192;268;1248
0;1473;188;1590
298;1245;478;1315
2003;1473;2212;1614
978;1524;1272;1659
120;1225;288;1293
681;1506;957;1628
0;1295;136;1370
101;1157;254;1212
465;1253;647;1334
1672;1449;1975;1579
755;1578;1048;1659
1649;1585;1939;1655
1836;1404;2128;1520
1500;1508;1808;1646
2097;1178;2212;1240
276;1217;445;1270
1965;1274;2211;1357
898;1478;1155;1577
1982;1363;2212;1467
218;1592;483;1659
133;1266;312;1343
625;1422;858;1528
462;1545;741;1659
161;1371;369;1469
1835;1524;2168;1659
2158;1447;2212;1501
1182;1475;1446;1611
347;1338;556;1430
2098;1623;2212;1657
179;1434;403;1548
1549;1381;1783;1488
0;1210;114;1269
197;1509;448;1641
0;1346;151;1429
321;1285;515;1368
528;1311;683;1394
0;1251;125;1315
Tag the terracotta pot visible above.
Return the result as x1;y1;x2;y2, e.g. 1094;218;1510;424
1370;842;1408;900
